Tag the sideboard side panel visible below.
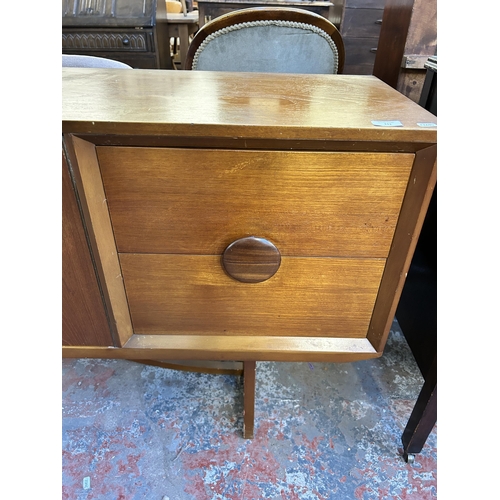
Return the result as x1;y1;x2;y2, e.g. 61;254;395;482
367;144;437;351
63;134;134;347
62;149;114;347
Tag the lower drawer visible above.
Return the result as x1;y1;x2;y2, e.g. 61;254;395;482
343;37;379;71
119;253;386;338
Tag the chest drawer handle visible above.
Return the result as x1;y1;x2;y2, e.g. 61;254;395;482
222;237;281;283
122;38;130;46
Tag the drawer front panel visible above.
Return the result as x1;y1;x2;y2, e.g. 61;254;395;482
62;30;151;51
343;37;379;69
120;253;386;337
98;148;413;258
341;9;383;38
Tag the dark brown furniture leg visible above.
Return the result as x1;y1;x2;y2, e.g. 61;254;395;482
243;361;256;439
402;356;437;463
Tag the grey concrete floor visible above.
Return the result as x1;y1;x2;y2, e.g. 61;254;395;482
62;318;437;499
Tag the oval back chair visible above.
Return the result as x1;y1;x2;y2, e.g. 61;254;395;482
185;7;344;74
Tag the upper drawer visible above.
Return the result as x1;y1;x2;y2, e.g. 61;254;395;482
62;30;151;51
341;8;384;38
97;148;414;258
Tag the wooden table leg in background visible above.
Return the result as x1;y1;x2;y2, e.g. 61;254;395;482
402;356;437;463
156;11;200;70
177;24;190;69
243;361;256;439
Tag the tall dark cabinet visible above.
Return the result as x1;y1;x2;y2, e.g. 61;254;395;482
339;0;385;75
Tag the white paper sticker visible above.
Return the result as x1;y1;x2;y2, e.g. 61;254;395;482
371;120;403;127
83;477;91;490
417;122;437;127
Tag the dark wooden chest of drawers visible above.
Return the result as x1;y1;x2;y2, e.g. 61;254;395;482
62;0;172;68
340;0;385;74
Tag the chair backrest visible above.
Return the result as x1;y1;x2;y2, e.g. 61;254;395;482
62;54;133;69
185;7;344;74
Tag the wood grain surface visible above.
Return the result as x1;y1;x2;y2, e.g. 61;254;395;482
62;150;113;347
62;69;437;362
98;148;413;257
63;336;381;362
62;69;437;144
243;360;256;439
367;145;437;351
222;236;281;283
119;253;386;337
64;136;134;347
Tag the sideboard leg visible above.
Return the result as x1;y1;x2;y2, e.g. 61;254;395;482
243;361;256;439
402;357;437;462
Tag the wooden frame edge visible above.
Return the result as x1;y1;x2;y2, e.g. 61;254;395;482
63;134;134;347
65;134;436;153
367;144;437;352
63;335;381;362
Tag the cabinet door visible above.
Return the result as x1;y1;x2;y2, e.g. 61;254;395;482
62;150;114;347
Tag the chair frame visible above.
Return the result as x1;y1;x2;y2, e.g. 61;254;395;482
185;7;345;73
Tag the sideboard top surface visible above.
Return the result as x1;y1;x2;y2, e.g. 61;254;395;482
62;68;437;144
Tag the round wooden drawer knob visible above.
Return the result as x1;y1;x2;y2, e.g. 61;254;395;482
222;237;281;283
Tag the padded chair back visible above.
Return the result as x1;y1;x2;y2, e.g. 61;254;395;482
62;54;133;69
185;7;344;74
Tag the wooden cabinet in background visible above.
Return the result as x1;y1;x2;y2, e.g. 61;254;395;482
339;0;385;75
62;0;172;69
372;0;436;102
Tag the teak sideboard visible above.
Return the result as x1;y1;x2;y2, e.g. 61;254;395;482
62;68;437;438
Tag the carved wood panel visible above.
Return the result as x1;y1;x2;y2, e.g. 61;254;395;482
62;31;150;51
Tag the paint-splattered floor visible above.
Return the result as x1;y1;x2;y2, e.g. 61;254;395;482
62;319;437;499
